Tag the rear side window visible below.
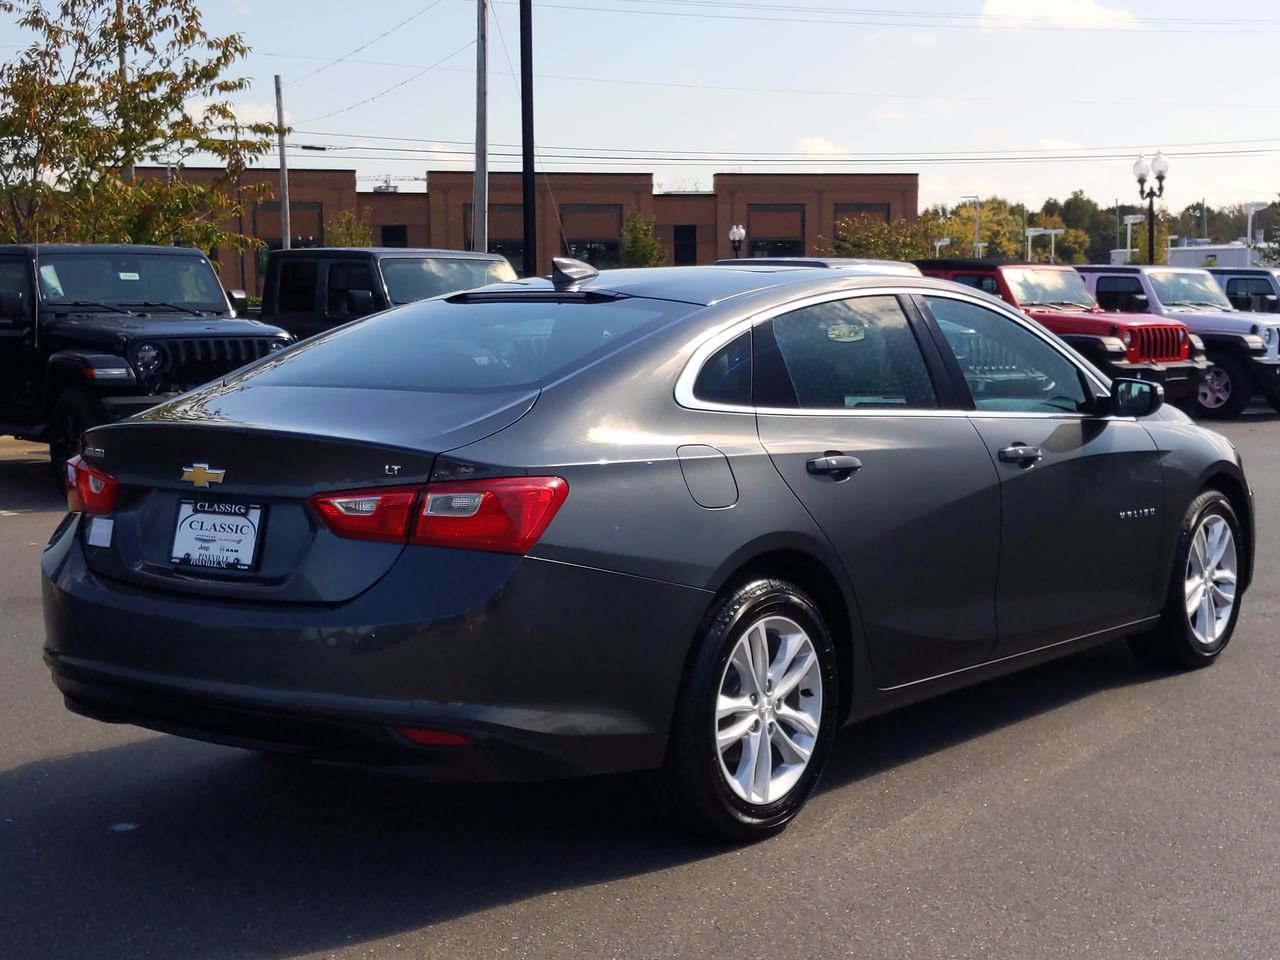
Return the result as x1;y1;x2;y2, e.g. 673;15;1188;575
326;261;376;317
243;296;689;392
954;274;999;295
1094;275;1144;311
693;331;751;406
277;261;318;312
758;296;938;410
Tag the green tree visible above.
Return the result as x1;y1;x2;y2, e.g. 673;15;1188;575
1129;209;1172;265
619;209;666;267
0;0;273;249
1027;212;1091;264
826;213;930;261
931;197;1025;260
325;208;374;247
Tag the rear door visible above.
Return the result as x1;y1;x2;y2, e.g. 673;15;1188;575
753;291;1002;689
919;293;1165;657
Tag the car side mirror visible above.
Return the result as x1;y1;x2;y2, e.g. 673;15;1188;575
346;288;377;317
0;290;25;320
227;289;249;316
1111;378;1163;417
1126;293;1149;312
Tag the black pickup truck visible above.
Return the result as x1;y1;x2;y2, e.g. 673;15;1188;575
0;244;293;469
258;247;517;339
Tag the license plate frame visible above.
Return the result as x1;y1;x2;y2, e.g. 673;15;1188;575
170;499;265;572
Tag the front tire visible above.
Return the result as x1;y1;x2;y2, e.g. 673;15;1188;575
47;387;104;480
1194;353;1250;419
1129;490;1243;669
654;579;838;841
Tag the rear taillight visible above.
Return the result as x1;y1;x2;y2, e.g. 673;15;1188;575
310;486;418;543
311;477;568;554
65;456;119;516
412;477;568;554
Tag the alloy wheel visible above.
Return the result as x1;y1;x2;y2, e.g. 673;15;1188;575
1185;514;1237;646
1198;366;1233;410
715;615;823;805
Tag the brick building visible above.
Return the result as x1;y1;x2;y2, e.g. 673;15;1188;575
139;166;917;292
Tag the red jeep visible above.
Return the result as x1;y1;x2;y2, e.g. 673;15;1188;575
914;260;1208;404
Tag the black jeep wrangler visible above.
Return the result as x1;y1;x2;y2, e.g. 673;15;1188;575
0;244;293;469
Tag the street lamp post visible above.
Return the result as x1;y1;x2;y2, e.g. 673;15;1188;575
1244;202;1269;259
728;224;746;258
1133;152;1169;264
934;236;951;257
1025;227;1047;260
961;195;980;257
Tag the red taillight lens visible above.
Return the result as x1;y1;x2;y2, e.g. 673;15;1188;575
310;486;418;543
65;455;119;516
393;726;472;747
411;477;568;555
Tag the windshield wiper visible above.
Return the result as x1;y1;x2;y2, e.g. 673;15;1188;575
46;300;133;316
1052;300;1095;310
119;301;212;315
1019;300;1060;309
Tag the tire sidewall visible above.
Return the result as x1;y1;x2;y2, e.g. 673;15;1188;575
1170;493;1243;663
1196;353;1250;419
680;581;839;836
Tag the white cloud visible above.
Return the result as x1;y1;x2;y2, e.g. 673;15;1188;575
797;136;849;155
980;0;1136;30
912;34;939;47
874;107;905;121
1038;138;1085;151
187;99;282;127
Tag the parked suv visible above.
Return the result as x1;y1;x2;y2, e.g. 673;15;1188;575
0;244;293;468
1077;265;1280;418
259;248;517;340
915;260;1206;405
1207;267;1280;316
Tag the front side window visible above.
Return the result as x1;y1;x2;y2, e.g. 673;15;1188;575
382;258;517;304
925;296;1089;414
758;296;938;410
1148;270;1233;310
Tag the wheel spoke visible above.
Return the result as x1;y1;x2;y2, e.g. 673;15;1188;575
729;641;759;699
1190;528;1208;574
1185;581;1205;618
750;727;773;802
717;713;756;750
769;630;805;690
716;692;754;721
1200;587;1216;640
773;723;811;764
747;624;769;697
1206;521;1230;570
773;649;815;700
776;702;819;738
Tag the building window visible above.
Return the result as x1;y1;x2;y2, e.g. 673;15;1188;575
489;240;525;275
673;225;698;265
381;225;408;248
565;240;620;269
749;238;804;258
835;202;892;224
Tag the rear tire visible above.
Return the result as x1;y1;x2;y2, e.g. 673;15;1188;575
1129;490;1243;669
1194;353;1250;419
48;387;104;482
653;579;838;842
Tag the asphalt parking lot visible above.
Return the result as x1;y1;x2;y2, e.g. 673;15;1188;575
2;419;1279;960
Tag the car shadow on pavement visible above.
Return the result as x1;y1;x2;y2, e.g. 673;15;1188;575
0;641;1168;960
0;444;62;513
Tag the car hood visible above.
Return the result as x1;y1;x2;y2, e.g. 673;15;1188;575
1025;307;1183;331
1159;307;1273;334
44;314;290;339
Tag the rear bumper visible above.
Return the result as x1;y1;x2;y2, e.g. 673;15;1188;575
1099;356;1208;403
41;517;711;780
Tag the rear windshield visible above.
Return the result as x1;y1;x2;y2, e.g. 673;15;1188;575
242;295;689;392
382;258;518;304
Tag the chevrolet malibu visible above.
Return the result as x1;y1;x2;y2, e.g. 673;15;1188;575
42;261;1253;840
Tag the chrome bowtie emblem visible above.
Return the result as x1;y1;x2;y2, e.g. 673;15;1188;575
181;463;226;488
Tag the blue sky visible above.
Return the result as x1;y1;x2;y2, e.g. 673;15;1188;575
27;1;1280;210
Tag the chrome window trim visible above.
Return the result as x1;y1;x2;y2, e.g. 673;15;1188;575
674;285;1109;417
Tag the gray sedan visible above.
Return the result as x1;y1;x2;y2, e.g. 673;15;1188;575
42;261;1253;840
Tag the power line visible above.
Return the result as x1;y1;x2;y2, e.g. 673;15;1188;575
254;53;1274;110
288;0;447;87
302;38;476;122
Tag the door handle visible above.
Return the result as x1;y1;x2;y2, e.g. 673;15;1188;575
806;454;863;475
998;444;1043;466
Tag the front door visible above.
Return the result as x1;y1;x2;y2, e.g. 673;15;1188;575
920;294;1165;657
753;293;1002;689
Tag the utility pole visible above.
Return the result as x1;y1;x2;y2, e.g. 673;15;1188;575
274;75;291;250
117;0;133;182
519;0;537;276
472;0;488;253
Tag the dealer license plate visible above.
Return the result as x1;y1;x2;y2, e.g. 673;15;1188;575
170;500;264;570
